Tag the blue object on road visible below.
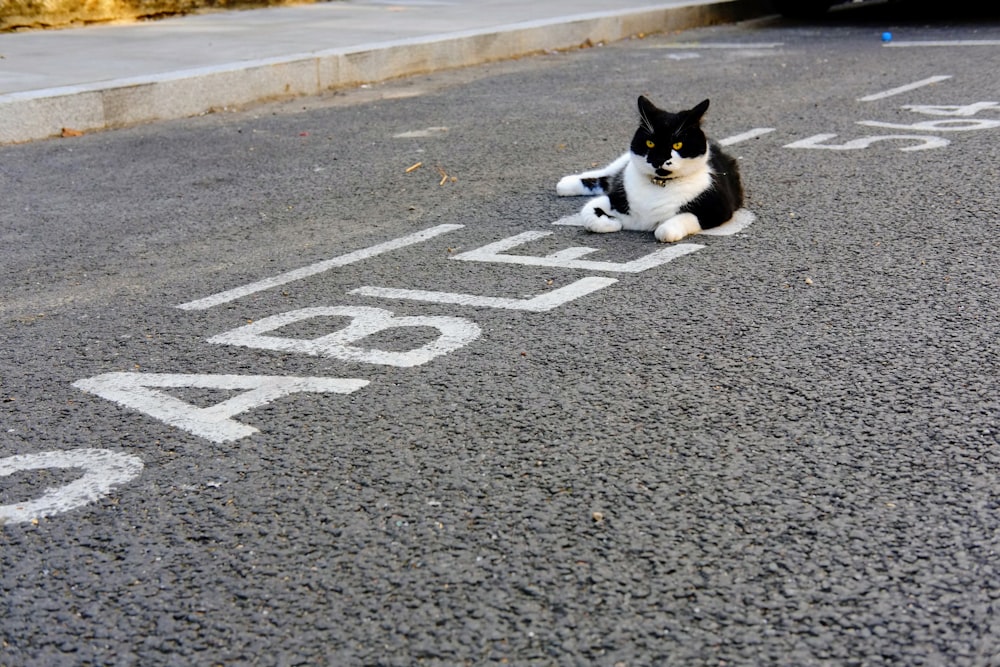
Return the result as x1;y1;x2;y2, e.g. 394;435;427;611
882;31;893;42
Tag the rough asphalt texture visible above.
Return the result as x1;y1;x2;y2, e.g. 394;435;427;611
2;5;1000;666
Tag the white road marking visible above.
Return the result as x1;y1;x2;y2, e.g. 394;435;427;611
884;41;1000;48
857;75;952;102
650;42;784;49
394;126;449;138
207;306;481;368
453;231;703;272
784;133;950;152
73;373;369;443
553;210;755;236
177;224;464;310
902;102;999;116
350;276;618;312
552;214;586;226
697;210;757;236
0;449;144;525
858;118;1000;132
719;128;775;146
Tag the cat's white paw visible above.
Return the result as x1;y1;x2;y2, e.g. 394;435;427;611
654;213;701;243
585;217;622;234
581;196;622;233
556;175;586;196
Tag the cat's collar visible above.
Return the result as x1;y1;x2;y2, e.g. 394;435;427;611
650;170;726;187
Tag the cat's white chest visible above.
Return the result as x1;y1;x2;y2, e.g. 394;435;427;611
622;164;711;231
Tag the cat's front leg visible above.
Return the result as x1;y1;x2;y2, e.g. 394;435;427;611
654;213;702;243
581;196;623;234
557;174;601;196
556;153;630;196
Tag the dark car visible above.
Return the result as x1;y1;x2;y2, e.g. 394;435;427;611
771;0;859;18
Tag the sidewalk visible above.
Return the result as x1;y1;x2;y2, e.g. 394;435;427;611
0;0;771;144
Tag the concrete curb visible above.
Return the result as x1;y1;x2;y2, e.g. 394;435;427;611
0;0;771;144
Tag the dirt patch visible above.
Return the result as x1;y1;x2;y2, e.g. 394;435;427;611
1;0;324;31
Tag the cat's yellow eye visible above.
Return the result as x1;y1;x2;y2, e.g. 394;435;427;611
645;139;655;148
672;141;683;151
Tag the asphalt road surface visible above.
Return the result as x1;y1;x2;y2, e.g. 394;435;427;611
3;5;1000;666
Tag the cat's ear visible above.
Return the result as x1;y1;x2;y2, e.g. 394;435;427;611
637;95;658;132
689;99;710;123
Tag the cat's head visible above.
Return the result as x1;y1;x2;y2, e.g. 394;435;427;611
630;96;711;180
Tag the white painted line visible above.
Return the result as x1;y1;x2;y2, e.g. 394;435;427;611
885;40;1000;48
552;214;586;227
453;230;703;272
73;373;369;443
177;224;464;310
1;449;144;525
857;75;952;102
207;307;481;368
902;102;999;116
698;209;757;236
554;210;755;236
719;128;775;146
858;118;1000;132
650;42;784;49
351;276;618;312
393;126;449;138
784;133;950;152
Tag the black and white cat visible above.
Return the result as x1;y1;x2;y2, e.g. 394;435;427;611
557;96;744;242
